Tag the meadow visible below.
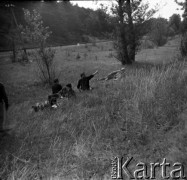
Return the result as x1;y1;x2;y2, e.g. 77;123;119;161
0;36;187;180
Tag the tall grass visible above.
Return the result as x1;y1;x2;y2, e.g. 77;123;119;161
0;61;187;179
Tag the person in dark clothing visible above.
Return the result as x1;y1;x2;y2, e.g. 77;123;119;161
65;84;76;98
48;94;60;106
52;78;62;94
48;83;76;107
0;83;9;132
49;79;62;106
60;83;75;98
77;70;98;91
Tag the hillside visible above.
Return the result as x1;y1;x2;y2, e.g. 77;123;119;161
0;1;114;51
0;36;187;179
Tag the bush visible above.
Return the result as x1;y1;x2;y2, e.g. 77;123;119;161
180;32;187;57
140;39;156;49
20;9;56;85
34;48;57;85
149;18;168;46
76;53;81;59
150;34;167;46
167;27;176;37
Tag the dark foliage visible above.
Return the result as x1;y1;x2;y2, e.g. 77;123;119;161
169;14;181;34
112;0;157;65
0;1;114;51
176;0;187;57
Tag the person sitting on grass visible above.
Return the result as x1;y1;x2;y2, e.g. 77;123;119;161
64;83;76;98
77;70;98;91
49;78;62;107
48;83;76;108
52;78;62;94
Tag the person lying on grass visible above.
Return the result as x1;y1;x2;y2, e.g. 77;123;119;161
97;68;125;81
77;70;98;91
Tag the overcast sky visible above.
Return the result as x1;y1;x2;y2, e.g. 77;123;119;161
71;0;184;19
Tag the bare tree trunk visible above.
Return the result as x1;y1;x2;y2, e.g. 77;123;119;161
126;0;136;62
118;0;131;65
12;36;16;63
10;6;28;62
23;48;28;61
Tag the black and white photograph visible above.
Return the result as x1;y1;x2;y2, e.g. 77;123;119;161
0;0;187;179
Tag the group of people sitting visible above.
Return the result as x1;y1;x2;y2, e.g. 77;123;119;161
0;68;124;133
32;70;98;112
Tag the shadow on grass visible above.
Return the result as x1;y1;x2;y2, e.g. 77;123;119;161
0;132;22;179
0;131;21;156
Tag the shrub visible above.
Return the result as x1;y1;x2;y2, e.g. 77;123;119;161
140;39;156;49
34;48;56;85
76;53;81;59
167;27;176;37
20;9;57;85
180;32;187;57
149;18;168;46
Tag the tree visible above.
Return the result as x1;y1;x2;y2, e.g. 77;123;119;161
20;9;57;84
149;18;168;46
0;1;115;50
0;3;29;62
95;5;114;37
20;9;52;49
169;14;181;34
112;0;157;65
175;0;187;57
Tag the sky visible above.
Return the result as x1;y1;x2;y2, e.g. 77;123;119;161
71;0;184;19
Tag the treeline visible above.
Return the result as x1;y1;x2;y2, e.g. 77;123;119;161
0;1;114;51
144;15;181;47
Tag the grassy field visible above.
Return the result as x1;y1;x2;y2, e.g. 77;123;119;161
0;36;187;180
